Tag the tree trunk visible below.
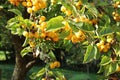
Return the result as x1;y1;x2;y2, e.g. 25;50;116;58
11;35;36;80
11;53;27;80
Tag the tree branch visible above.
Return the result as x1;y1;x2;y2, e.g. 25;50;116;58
26;59;36;72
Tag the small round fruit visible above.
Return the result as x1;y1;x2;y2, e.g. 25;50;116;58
53;37;59;42
71;35;79;43
40;16;46;21
23;31;29;37
27;7;33;13
112;12;116;16
27;1;32;7
76;1;82;7
40;32;46;38
100;40;105;45
73;18;80;22
50;62;55;69
54;61;60;68
42;78;46;80
22;1;27;7
102;48;108;52
107;38;113;43
29;41;35;48
34;32;39;38
65;10;72;16
116;66;120;72
61;6;66;12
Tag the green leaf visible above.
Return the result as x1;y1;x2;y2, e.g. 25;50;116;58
100;56;111;66
30;68;45;79
104;62;119;76
36;68;45;77
97;66;104;73
83;45;98;63
22;38;29;47
81;23;94;31
59;30;70;39
97;1;109;6
109;62;119;74
102;15;110;24
8;9;22;16
21;47;32;57
100;27;113;36
94;45;100;60
104;64;111;76
48;50;56;61
86;3;98;17
54;71;65;80
46;16;64;31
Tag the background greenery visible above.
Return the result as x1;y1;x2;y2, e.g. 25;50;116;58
0;63;105;80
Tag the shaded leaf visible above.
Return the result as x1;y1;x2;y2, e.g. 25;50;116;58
48;50;56;61
100;27;113;36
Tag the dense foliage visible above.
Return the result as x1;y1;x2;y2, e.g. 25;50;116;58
4;0;120;79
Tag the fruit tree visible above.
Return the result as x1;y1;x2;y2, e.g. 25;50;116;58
5;0;120;80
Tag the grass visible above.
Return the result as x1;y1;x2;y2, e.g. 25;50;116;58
0;63;106;80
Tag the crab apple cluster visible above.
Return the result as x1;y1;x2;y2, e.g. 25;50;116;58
22;0;46;13
62;21;86;43
22;15;60;42
9;0;22;6
50;61;60;69
61;6;72;16
75;0;82;9
73;16;98;25
113;1;120;9
51;0;56;5
96;35;114;53
96;40;110;53
112;11;120;22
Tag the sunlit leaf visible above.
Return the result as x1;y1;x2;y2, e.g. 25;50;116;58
83;45;98;63
21;47;32;57
100;56;111;66
8;9;22;16
46;16;64;31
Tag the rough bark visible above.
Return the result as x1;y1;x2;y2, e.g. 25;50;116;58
11;35;36;80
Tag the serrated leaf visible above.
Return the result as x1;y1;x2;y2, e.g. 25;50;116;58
83;45;98;63
8;9;22;16
21;47;32;57
100;56;111;66
46;16;64;31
